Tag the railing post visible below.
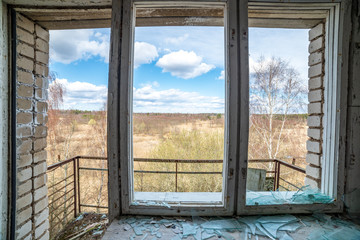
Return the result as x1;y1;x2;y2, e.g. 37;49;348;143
175;162;178;192
77;157;81;214
273;161;277;191
276;161;281;190
73;158;77;218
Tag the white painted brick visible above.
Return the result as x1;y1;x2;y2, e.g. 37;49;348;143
308;128;321;140
16;193;32;209
308;102;322;114
306;165;321;179
309;23;324;41
17;14;34;33
17;138;32;154
34;197;48;214
309;89;322;102
35;208;49;227
309;37;323;53
16;220;31;239
34;174;47;189
34;161;47;177
306;153;321;166
308;63;322;78
18;154;32;168
38;230;50;240
17;180;31;196
307;140;321;154
307;115;322;127
34;185;48;201
305;176;321;189
308;51;323;66
17;167;32;183
23;234;32;240
16;206;32;225
35;219;49;239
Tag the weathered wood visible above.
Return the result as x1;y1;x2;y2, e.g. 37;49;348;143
107;0;122;222
35;19;111;30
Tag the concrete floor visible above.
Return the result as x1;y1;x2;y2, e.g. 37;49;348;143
102;214;360;240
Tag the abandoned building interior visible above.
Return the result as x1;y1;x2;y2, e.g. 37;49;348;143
0;0;360;239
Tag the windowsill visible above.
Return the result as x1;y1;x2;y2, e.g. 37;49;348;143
133;192;223;206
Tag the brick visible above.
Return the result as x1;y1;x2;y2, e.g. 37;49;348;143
18;154;32;168
307;140;321;154
308;63;322;78
306;164;321;179
36;101;47;113
17;84;33;98
35;208;49;227
35;88;45;100
34;174;46;189
17;138;32;154
16;125;32;138
308;51;323;66
35;63;49;77
34;150;47;163
16;206;32;225
305;176;321;189
35;219;49;239
17;42;34;59
36;51;49;64
36;25;49;41
309;89;322;102
306;153;321;166
38;230;50;240
17;27;34;45
34;197;48;214
17;112;33;125
34;161;47;177
17;56;33;72
17;180;31;196
17;70;33;85
16;193;32;209
17;14;34;33
309;77;322;90
309;37;323;53
35;113;47;125
36;38;49;53
307;116;322;128
17;98;32;110
16;220;31;239
308;128;321;140
34;138;47;151
309;23;324;41
34;125;47;138
34;185;47;201
308;102;322;114
35;76;44;88
17;167;32;183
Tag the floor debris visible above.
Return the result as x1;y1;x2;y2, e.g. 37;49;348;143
102;213;360;240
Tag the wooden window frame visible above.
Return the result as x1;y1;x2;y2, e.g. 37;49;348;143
108;0;350;218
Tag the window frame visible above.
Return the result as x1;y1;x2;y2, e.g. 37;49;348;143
108;0;349;217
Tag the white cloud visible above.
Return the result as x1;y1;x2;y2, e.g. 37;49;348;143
165;34;189;45
133;84;224;113
218;70;225;80
156;50;215;79
134;42;158;68
50;29;110;64
53;78;107;110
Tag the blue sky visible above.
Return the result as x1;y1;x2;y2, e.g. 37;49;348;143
49;27;308;112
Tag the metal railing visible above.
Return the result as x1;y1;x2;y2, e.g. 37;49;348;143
47;156;305;237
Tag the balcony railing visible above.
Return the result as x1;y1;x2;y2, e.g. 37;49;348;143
46;156;305;237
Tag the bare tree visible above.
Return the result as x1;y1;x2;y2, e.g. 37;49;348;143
249;57;306;166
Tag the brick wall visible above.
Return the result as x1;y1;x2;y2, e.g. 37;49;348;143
15;13;49;240
305;23;325;189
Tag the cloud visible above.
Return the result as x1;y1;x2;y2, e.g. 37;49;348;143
156;50;215;79
134;42;158;68
218;70;225;80
50;29;110;64
52;78;107;110
133;84;224;113
165;34;189;45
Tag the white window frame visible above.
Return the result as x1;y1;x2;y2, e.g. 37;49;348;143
108;0;348;217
